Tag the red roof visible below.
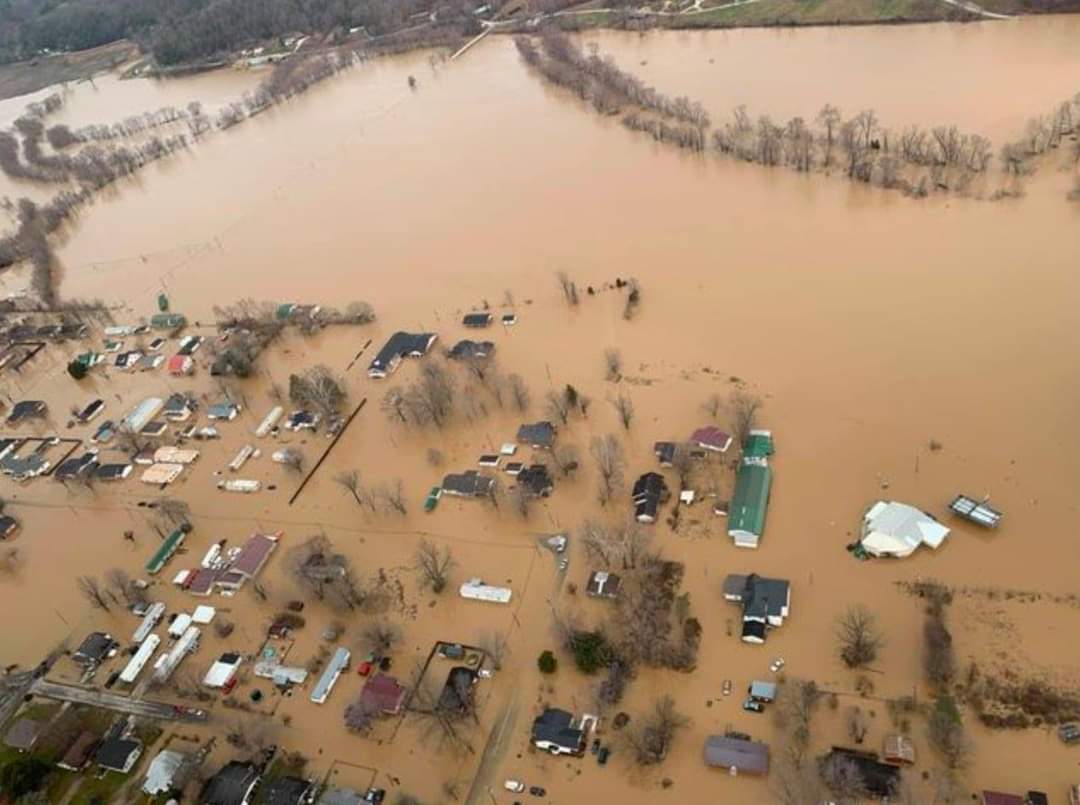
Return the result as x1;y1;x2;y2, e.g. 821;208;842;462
185;568;220;596
690;426;732;451
167;355;192;375
360;674;406;714
231;534;277;578
982;793;1025;805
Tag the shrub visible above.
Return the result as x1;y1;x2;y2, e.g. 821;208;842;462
67;359;87;379
569;631;611;674
538;650;558;674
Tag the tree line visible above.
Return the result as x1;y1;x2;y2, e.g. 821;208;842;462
517;32;1080;200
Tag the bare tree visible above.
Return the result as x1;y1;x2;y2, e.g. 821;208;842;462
590;434;625;506
556;271;579;305
836;605;884;669
621;695;688;765
581;518;652;571
480;631;509;670
730;389;763;450
552;444;581;478
845;705;868;744
773;678;820;769
157;497;190;527
604;348;622;381
381;388;409;424
510;485;531;520
404;360;456;428
772;756;827;805
927;694;971;769
361;621;401;656
670;443;694;491
344;696;379;735
415;540;454;594
289;365;348;417
105;568;145;607
702;393;722;420
821;754;868;802
508;373;530;412
545;390;570;425
76;575;110;611
0;547;24;577
924;612;955;688
375;479;408;516
817;104;841;168
611;393;634;430
333;470;372;510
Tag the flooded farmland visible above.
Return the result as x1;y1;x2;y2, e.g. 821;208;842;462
0;14;1079;805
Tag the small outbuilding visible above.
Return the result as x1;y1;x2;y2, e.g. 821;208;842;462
516;421;556;450
359;673;407;715
860;501;950;559
691;425;732;453
585;570;621;600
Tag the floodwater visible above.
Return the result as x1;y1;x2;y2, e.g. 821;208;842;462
0;15;1079;805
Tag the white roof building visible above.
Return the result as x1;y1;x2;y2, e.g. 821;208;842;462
133;603;166;643
153;626;200;682
860;500;950;559
459;578;512;604
168;613;193;638
203;653;242;688
143;749;188;795
119;635;160;684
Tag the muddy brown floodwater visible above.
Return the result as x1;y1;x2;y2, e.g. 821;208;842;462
0;15;1079;805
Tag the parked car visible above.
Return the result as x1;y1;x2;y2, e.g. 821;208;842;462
363;788;385;803
504;781;526;793
597;747;610;766
722;679;732;696
742;698;765;713
590;738;601;755
1059;723;1080;744
770;658;786;673
529;787;546;797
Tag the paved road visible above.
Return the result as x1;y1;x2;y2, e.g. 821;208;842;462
30;679;208;722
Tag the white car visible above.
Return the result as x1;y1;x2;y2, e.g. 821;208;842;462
504;780;525;793
770;658;786;673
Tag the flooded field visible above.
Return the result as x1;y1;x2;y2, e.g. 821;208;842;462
0;15;1078;805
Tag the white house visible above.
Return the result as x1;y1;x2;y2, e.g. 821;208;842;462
860;501;950;559
459;578;512;604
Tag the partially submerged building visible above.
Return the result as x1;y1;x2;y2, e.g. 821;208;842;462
723;573;790;644
262;776;317;805
860;501;950;558
631;471;669;524
516;421;556;450
531;708;586;756
821;748;900;798
73;632;119;668
311;647;350;704
585;570;621;600
142;749;189;795
441;470;494;499
517;464;554;498
703;735;769;775
203;652;243;689
462;312;493;328
727;460;771;548
459;578;512;604
95;732;143;774
448;339;495;361
690;425;732;453
367;331;437;378
201;761;261;805
359;673;407;715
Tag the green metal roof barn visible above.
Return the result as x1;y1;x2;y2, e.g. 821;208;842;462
728;462;771;548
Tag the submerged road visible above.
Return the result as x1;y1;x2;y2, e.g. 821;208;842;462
30;679;208;722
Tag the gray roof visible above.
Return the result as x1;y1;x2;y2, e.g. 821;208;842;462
202;761;260;805
369;331;436;374
516;421;556;448
448;340;495;361
703;735;769;774
442;470;494;497
143;749;188;794
74;632;116;665
318;788;364;805
4;718;42;750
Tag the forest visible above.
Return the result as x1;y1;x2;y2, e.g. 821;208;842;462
0;0;445;66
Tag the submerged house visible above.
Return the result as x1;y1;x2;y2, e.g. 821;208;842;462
703;735;769;775
728;460;771;548
359;673;407;715
311;647;350;704
462;312;493;328
691;425;732;453
821;748;900;798
860;501;950;558
448;339;495;361
367;331;437;378
632;471;669;524
441;470;494;499
516;421;556;450
517;464;554;498
723;573;790;644
585;570;621;600
531;708;586;756
73;632;119;668
201;761;261;805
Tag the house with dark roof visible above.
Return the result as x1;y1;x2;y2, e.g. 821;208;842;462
6;400;46;424
95;734;143;773
821;748;899;798
201;761;261;805
4;718;43;752
723;574;790;644
516;421;556;450
162;393;196;421
462;313;493;328
73;632;119;667
94;462;132;482
632;472;669;524
438;667;478;713
531;708;585;756
448;339;495;362
653;441;676;467
703;735;769;775
585;571;621;600
517;464;554;498
262;776;316;805
367;332;437;378
441;471;494;498
54;452;99;482
58;731;99;771
360;674;407;715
